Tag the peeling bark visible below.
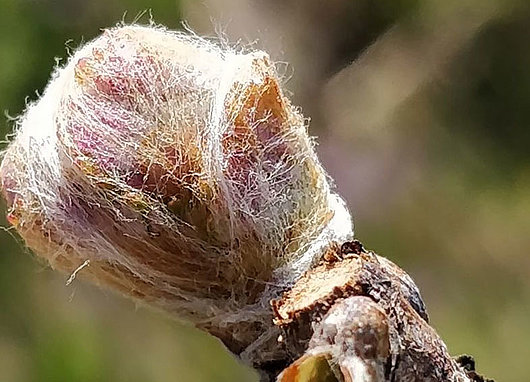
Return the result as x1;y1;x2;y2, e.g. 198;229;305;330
251;241;492;382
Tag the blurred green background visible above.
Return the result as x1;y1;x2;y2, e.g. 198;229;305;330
0;0;528;381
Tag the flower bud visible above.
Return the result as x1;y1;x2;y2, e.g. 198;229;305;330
1;25;353;342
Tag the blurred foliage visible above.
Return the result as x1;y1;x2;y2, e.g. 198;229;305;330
0;0;528;381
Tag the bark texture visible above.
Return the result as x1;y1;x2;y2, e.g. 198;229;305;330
249;241;492;382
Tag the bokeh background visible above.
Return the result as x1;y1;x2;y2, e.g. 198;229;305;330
1;0;529;381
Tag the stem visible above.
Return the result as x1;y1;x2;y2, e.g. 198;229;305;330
243;241;492;382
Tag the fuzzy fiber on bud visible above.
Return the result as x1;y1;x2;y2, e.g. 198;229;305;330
1;25;353;333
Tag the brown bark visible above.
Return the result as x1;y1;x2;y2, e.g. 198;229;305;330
245;241;492;382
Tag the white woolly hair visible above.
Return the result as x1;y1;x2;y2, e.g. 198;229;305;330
0;24;353;339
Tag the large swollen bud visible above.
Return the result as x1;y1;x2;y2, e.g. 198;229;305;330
0;25;353;349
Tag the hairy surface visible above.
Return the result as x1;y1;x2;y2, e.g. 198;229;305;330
0;25;353;344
